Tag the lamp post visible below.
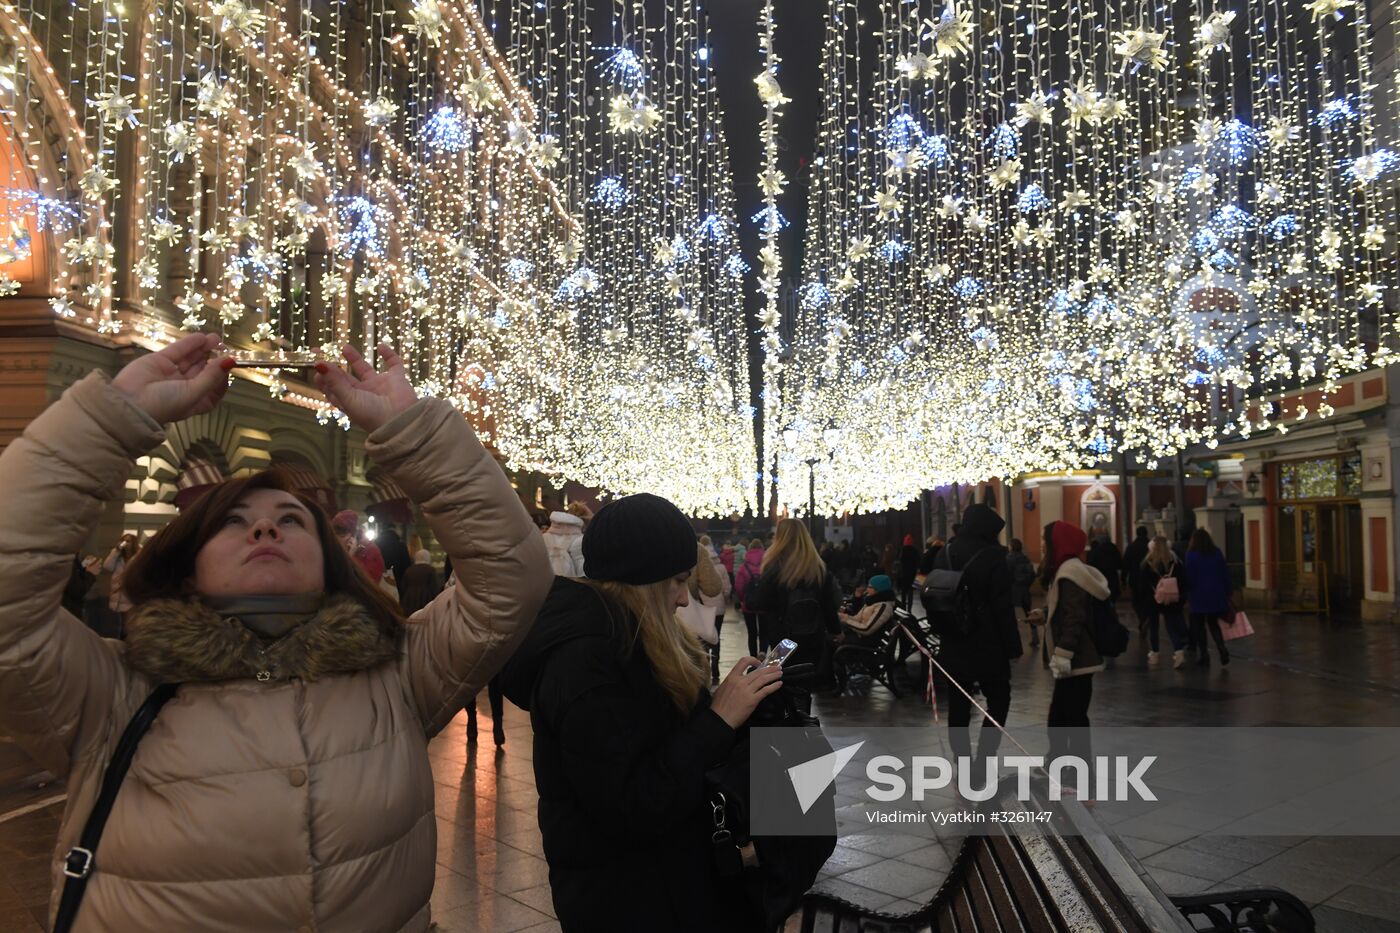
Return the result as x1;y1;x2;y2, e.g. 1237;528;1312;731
783;422;843;539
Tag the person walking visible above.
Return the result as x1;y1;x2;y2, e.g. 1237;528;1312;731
1184;528;1232;667
543;509;586;577
733;537;765;656
1027;521;1109;773
397;548;441;616
497;494;784;933
0;336;549;931
1006;537;1038;648
746;519;843;674
927;504;1022;767
1085;534;1124;602
896;534;919;612
1139;535;1188;668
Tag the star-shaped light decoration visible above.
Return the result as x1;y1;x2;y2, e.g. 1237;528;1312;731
873;188;903;219
321;274;347;301
936;194;964;218
289;143;320;181
1114;28;1168;73
556;237;582;265
406;0;447;44
652;239;677;266
988;158;1023;190
1010;220;1034;248
758;168;787;197
1064;81;1104;131
1012;90;1053;128
1196;11;1235;54
531;135;562;169
1264;116;1299;147
50;297;76;318
79;166;117;198
1059;190;1091;211
150;216;182;245
923;1;975;60
607;93;662;135
1032;220;1056;247
846;236;873;263
364;94;399;127
0;275;18;297
833;268;859;294
165;121;196;162
885;146;927;177
754;70;790;109
1189;170;1218;195
211;0;265;38
1114;209;1139;235
505;121;532;152
1260;181;1285;203
896;53;937;81
1195;116;1222;147
966;209;991;234
92;92;140;130
196;72;234;116
1304;0;1355;21
459;70;498;111
1363;225;1387;250
1360;283;1385;305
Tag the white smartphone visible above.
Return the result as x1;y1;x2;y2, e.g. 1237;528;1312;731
764;638;798;668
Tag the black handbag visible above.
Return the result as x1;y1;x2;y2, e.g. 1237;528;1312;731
705;672;838;933
53;683;178;933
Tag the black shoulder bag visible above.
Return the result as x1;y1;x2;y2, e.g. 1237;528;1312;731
53;683;178;933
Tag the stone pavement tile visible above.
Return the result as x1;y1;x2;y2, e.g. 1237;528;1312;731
1173;833;1295;866
836;833;930;858
1140;866;1215;895
821;843;886;874
519;922;563;933
895;843;953;872
808;875;897;910
838;859;941;900
1224;863;1352;906
1311;905;1400;933
1142;845;1257;883
1323;883;1400;924
509;883;557;919
1365;853;1400;889
1108;815;1202;847
433;892;553;933
497;828;547;858
431;868;493;914
1119;835;1170;860
1282;836;1400;876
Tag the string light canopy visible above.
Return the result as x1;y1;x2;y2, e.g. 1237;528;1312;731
0;0;755;517
779;0;1398;516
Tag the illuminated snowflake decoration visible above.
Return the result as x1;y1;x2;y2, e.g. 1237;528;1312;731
923;1;974;60
421;106;470;152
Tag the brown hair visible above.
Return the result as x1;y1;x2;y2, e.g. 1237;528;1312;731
122;470;403;632
761;518;827;589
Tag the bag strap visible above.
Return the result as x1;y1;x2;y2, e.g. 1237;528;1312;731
53;683;178;933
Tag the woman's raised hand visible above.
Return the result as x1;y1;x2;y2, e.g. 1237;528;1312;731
313;343;420;434
709;657;784;730
110;333;235;425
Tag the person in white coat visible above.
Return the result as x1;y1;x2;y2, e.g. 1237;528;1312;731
543;510;585;577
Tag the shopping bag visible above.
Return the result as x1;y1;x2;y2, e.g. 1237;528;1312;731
1220;611;1254;641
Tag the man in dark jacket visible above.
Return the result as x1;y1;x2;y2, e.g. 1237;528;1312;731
1086;534;1124;601
1121;526;1151;631
927;504;1021;768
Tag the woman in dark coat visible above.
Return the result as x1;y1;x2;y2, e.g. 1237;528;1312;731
747;518;843;674
499;494;783;932
896;534;919;611
1184;528;1232;666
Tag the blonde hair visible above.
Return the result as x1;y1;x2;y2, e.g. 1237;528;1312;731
761;518;827;589
698;534;712;547
566;501;593;522
585;579;707;715
1146;535;1175;572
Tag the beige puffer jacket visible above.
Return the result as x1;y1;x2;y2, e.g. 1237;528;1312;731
0;373;550;932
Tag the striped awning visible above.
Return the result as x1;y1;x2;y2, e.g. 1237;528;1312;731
270;461;336;512
174;458;227;509
366;474;412;524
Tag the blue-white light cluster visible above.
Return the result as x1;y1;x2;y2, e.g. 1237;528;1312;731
338;196;387;258
1316;98;1357;130
1264;213;1299;241
880;238;909;263
592;176;631;212
987;122;1019;159
421;106;470;153
505;258;535;283
723;253;750;279
1017;182;1049;213
1217;119;1261;165
599;48;646;87
751;205;789;232
800;281;834;310
953;276;986;299
694;213;730;244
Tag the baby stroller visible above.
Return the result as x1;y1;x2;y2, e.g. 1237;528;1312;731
832;598;907;697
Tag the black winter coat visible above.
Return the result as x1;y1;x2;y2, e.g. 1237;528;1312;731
747;565;843;670
497;578;754;933
932;504;1022;662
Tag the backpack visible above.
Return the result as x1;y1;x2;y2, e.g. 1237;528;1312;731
1153;563;1180;605
781;580;827;637
1091;598;1130;657
921;547;996;638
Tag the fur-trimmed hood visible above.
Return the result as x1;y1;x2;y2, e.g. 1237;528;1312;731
124;594;402;684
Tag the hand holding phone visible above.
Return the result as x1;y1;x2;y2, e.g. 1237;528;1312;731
763;638;798;668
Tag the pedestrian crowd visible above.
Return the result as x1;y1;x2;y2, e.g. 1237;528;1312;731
1;335;1243;933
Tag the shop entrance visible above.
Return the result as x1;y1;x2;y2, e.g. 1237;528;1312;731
1274;454;1364;615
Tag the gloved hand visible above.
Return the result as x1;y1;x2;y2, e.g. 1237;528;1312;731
1048;653;1072;679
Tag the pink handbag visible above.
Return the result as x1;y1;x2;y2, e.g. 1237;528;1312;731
1220;611;1255;641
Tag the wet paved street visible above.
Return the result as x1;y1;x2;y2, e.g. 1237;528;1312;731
2;606;1398;931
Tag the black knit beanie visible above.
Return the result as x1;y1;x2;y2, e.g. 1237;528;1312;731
583;493;697;585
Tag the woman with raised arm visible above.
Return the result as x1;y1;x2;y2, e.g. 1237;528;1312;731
0;335;549;932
